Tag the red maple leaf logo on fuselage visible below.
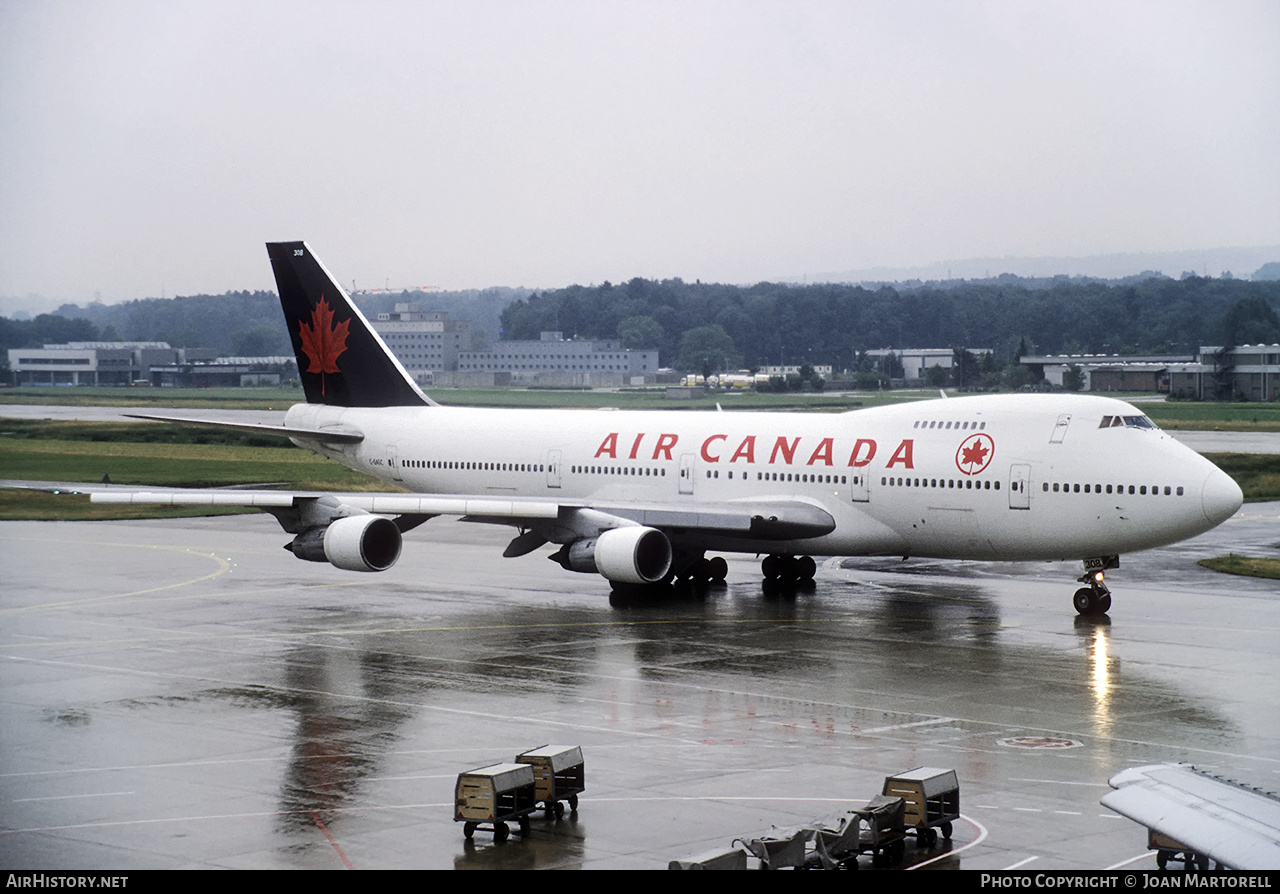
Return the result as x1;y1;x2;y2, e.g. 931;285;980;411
298;296;350;396
955;433;995;476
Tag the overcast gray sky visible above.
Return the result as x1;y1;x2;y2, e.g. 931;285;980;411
1;0;1277;307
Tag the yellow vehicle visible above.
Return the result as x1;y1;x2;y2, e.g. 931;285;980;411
454;762;538;842
882;767;960;846
515;745;584;819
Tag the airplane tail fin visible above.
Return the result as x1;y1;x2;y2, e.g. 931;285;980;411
267;242;433;408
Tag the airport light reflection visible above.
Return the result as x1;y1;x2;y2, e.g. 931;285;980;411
1088;625;1114;737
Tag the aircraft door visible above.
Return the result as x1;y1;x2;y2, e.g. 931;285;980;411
1008;464;1031;509
546;449;562;489
388;445;403;482
678;453;695;495
849;470;870;502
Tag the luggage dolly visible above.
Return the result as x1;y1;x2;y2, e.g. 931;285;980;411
454;763;539;842
515;745;584;819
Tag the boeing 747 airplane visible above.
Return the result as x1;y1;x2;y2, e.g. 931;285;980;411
62;243;1245;614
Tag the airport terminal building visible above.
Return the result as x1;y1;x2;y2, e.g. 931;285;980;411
454;331;659;387
7;342;218;386
1020;346;1280;400
371;304;470;381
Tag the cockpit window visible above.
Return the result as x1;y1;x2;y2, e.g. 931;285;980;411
1098;415;1158;430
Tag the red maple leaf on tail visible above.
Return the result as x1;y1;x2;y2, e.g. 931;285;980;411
298;296;350;396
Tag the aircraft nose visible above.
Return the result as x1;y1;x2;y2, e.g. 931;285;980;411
1201;465;1243;526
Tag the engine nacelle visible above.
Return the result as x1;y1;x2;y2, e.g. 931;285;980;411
288;515;402;572
560;526;672;585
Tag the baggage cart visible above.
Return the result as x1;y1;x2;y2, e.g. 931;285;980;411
849;794;907;867
1149;829;1211;871
882;766;959;846
515;745;584;818
668;847;748;870
805;811;865;870
732;828;810;869
454;762;538;842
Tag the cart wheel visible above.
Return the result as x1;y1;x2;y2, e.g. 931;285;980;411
891;840;906;863
1156;850;1169;869
568;793;579;811
941;821;953;840
463;821;476;840
495;822;509;843
518;815;530;836
553;800;565;820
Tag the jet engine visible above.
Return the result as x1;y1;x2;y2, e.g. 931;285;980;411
287;515;402;572
555;526;672;585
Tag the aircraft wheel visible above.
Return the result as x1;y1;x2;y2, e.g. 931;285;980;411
796;555;816;581
761;554;780;579
1097;593;1112;613
1073;587;1095;614
685;558;707;582
778;554;798;581
707;555;728;581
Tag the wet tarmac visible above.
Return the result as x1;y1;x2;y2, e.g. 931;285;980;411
1;502;1277;870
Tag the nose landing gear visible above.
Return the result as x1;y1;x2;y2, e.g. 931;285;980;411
1074;556;1118;614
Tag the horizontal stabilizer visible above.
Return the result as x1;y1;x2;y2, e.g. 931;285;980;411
125;413;364;444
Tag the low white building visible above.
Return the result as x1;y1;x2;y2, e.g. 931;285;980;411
456;331;659;386
864;348;992;381
7;342;211;386
371;305;470;381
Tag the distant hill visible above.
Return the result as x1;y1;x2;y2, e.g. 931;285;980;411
807;246;1280;285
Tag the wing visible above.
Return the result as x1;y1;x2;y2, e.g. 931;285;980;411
1101;763;1280;870
84;487;835;539
2;480;833;542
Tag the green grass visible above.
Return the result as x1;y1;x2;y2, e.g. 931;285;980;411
1197;555;1280;580
4;384;1279;425
0;385;301;410
1202;454;1280;502
0;422;387;520
1143;401;1280;432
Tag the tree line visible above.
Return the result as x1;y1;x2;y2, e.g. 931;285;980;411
4;274;1279;380
499;274;1280;375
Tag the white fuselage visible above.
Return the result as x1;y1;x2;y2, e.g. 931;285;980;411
285;393;1242;562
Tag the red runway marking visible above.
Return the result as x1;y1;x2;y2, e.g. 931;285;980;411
311;811;354;870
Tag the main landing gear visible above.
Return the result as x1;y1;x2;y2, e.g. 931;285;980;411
761;553;817;583
1073;556;1118;615
679;554;728;584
